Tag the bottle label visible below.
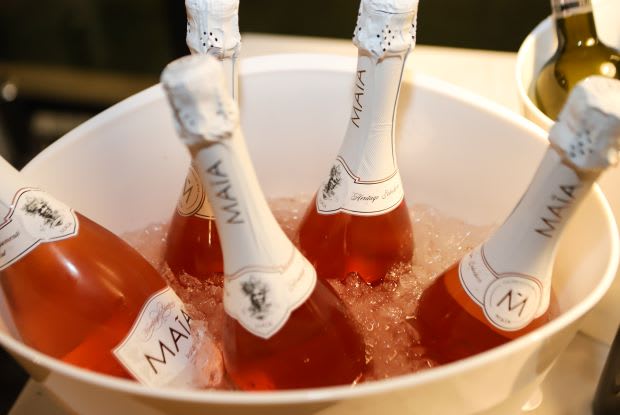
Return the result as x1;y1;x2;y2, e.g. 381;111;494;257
552;0;592;17
223;249;317;339
0;188;78;271
113;287;196;388
315;156;404;216
176;165;215;219
459;247;543;332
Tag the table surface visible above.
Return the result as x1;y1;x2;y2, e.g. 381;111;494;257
7;34;614;415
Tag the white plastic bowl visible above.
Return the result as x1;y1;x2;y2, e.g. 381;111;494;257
1;54;617;415
516;0;620;344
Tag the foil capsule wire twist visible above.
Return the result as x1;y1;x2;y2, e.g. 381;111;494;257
353;0;419;60
185;0;241;58
549;76;620;172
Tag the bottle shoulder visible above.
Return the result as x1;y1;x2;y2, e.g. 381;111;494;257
5;211;166;294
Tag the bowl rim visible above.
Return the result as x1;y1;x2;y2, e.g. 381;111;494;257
515;14;554;131
6;52;619;405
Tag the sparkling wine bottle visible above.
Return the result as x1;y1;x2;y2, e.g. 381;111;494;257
296;0;417;285
161;54;366;390
0;158;196;387
592;325;620;415
415;76;620;364
534;0;620;120
165;0;240;284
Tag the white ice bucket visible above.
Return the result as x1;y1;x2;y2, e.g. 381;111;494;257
0;53;617;415
516;0;620;344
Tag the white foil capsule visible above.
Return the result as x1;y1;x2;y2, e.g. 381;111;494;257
353;0;419;59
161;54;238;149
185;0;241;58
549;76;620;171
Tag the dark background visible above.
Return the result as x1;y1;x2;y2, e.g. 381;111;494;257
0;0;551;168
0;1;548;75
0;1;550;413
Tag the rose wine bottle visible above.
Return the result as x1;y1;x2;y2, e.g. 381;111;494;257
165;0;240;284
296;0;418;285
415;76;620;364
161;54;366;390
535;0;620;120
0;158;196;387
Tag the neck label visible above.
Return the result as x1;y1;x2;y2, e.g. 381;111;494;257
223;249;316;339
196;145;317;339
315;157;404;216
535;183;579;238
113;287;197;387
0;189;78;271
316;55;406;217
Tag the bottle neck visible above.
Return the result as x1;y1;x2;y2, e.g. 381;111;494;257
552;0;599;49
338;50;408;181
191;127;317;339
483;148;597;280
192;130;292;273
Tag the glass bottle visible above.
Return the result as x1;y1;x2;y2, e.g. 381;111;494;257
415;76;620;364
0;158;196;387
534;0;620;120
161;54;366;390
164;0;240;284
296;0;418;285
591;325;620;415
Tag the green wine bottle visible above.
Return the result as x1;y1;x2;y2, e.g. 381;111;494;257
535;0;620;120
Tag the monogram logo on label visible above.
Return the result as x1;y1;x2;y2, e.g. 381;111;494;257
483;274;542;331
176;166;205;216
